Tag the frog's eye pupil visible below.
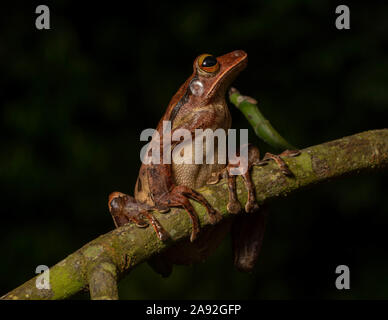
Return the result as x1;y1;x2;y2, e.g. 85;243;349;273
202;55;217;68
197;54;219;73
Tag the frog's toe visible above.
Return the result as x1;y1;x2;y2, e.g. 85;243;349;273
206;170;225;185
227;200;242;214
126;213;149;228
135;221;149;228
206;176;219;185
281;149;301;157
155;205;170;213
208;210;222;225
245;200;259;213
190;229;199;242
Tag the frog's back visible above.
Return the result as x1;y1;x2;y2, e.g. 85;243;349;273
134;76;194;205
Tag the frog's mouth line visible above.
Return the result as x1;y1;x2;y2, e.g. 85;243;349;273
207;53;248;98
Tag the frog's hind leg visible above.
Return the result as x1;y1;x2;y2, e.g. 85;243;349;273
232;205;268;272
177;186;222;224
108;192;170;241
157;188;200;243
157;185;220;242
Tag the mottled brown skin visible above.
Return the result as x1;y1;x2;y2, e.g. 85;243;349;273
108;51;299;274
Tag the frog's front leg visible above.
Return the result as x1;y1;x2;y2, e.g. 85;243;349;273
208;144;300;214
260;149;301;176
108;192;170;241
207;144;261;214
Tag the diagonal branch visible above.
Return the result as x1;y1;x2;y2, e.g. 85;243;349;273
1;129;388;300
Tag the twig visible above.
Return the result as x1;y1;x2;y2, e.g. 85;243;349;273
229;87;296;150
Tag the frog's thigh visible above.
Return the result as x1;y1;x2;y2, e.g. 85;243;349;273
232;207;267;272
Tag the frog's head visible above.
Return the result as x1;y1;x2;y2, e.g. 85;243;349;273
167;50;248;123
190;50;248;102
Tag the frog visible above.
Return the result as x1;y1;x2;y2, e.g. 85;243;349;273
108;50;299;275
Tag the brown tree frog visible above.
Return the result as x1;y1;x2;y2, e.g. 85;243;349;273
108;50;299;274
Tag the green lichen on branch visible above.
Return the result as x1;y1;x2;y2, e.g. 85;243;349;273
1;129;387;300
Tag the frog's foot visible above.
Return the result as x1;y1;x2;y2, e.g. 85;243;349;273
206;167;242;214
237;147;300;210
210;144;260;214
157;185;221;242
255;149;300;176
226;144;262;214
108;192;170;241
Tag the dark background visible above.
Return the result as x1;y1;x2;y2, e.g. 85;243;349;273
1;0;387;299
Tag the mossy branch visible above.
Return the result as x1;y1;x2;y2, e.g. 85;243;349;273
1;129;388;300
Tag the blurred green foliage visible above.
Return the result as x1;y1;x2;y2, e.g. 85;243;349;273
0;0;387;299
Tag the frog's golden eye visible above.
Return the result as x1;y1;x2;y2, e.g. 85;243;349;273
197;54;219;73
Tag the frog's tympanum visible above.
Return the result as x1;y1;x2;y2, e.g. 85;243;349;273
108;51;299;275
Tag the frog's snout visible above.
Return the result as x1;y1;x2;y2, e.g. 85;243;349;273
232;50;247;58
